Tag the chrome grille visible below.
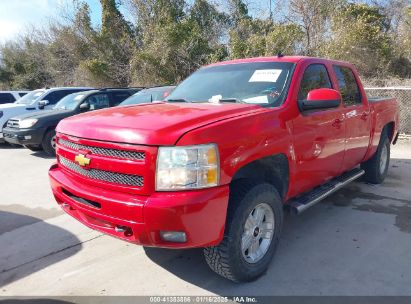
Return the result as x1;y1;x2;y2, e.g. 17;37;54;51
59;138;145;160
7;119;19;128
59;156;144;187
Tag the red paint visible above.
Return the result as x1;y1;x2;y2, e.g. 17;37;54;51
49;56;399;248
306;88;341;101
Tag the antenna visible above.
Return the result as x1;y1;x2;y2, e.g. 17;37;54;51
277;51;284;58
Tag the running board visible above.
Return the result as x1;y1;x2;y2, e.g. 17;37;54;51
288;168;365;215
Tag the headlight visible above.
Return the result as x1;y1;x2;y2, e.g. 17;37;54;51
19;119;38;128
156;144;219;191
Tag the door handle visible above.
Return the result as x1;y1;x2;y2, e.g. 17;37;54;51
332;118;343;128
361;112;369;120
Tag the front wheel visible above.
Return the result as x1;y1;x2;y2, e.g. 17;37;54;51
42;129;57;156
204;181;283;282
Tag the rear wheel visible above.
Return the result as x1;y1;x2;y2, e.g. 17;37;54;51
361;129;390;184
42;129;56;156
203;181;283;282
24;144;43;152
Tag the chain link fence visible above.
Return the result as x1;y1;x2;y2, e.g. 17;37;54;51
364;87;411;134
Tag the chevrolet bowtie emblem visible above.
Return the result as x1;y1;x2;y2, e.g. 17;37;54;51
75;153;91;167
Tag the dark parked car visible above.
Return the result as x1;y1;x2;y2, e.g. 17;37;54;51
119;86;175;106
3;88;141;156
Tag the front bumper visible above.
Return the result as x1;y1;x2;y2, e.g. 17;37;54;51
3;127;45;146
49;164;230;248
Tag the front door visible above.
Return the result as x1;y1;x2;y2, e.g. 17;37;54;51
291;63;346;195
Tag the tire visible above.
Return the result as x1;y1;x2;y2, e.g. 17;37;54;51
24;144;43;151
361;129;390;184
41;129;57;156
203;180;283;282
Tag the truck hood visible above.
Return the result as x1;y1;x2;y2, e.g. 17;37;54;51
57;102;264;145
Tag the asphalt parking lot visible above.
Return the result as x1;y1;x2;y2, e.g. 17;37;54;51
0;140;410;296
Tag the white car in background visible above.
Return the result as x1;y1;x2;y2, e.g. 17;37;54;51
0;91;30;104
0;87;93;143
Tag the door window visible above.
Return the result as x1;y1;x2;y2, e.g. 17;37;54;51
111;91;131;106
298;64;332;100
86;94;110;110
333;66;362;106
0;93;16;103
44;91;68;105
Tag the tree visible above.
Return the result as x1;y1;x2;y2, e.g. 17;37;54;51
324;2;393;77
0;36;53;89
288;0;343;56
129;0;228;85
228;18;304;58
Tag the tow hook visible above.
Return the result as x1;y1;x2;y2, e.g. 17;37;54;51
115;226;127;233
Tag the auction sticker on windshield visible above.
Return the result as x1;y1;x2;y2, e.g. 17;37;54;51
249;69;282;82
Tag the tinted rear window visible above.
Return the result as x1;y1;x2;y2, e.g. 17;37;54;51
0;93;16;103
333;66;362;106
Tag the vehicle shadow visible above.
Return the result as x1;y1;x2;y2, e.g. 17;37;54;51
143;160;411;295
143;209;334;294
0;211;82;287
143;212;318;294
0;143;23;149
29;151;55;159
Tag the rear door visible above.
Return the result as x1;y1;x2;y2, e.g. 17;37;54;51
291;63;346;194
332;65;371;171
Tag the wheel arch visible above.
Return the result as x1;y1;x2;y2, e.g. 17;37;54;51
42;125;57;140
230;154;289;200
384;121;395;143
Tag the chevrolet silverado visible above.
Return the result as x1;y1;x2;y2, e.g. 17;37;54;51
49;56;399;282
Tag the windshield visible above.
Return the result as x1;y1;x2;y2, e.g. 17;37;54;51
120;88;172;106
15;90;45;105
54;92;86;110
166;62;294;105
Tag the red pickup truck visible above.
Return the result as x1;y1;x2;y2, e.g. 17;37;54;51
49;56;399;282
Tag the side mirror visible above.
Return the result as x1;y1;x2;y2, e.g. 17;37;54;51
79;102;90;111
299;88;341;111
38;100;49;109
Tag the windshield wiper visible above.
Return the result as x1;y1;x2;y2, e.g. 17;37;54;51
214;98;244;103
166;98;190;103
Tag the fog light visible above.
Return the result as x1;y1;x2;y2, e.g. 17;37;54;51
160;231;187;243
24;135;32;140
